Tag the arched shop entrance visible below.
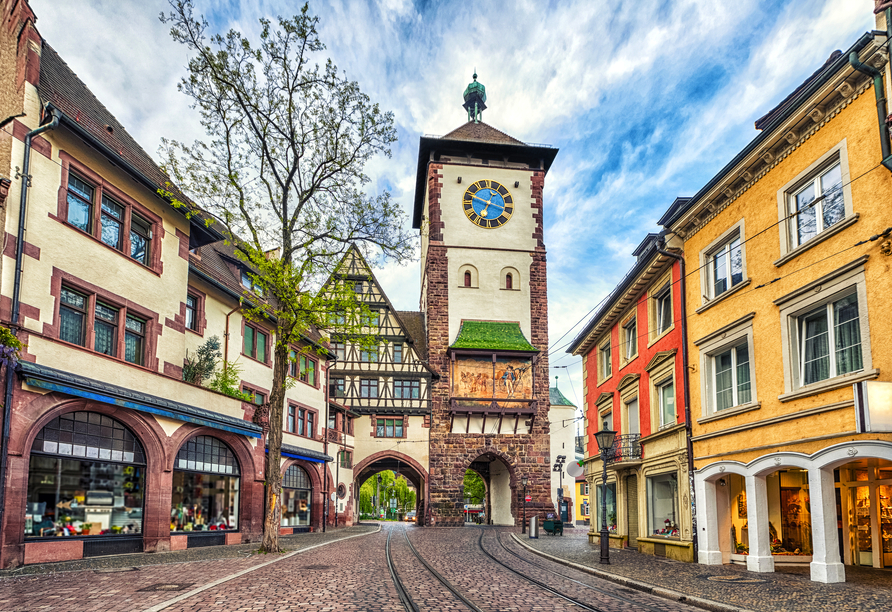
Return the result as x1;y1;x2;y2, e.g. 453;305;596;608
25;411;147;556
468;452;516;526
171;435;240;547
353;451;428;524
282;464;313;531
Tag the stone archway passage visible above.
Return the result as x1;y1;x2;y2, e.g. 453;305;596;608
353;451;429;524
468;452;516;526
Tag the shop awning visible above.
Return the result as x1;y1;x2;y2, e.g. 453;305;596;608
267;443;332;464
18;361;263;438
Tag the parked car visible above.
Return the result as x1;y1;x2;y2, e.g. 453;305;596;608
404;511;416;522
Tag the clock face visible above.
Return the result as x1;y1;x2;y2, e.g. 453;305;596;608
462;180;514;228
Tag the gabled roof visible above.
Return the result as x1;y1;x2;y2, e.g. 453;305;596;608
397;310;428;361
549;386;576;407
37;43;221;247
450;321;537;353
441;121;526;145
754;51;842;131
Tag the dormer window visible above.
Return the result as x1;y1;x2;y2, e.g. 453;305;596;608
241;269;262;295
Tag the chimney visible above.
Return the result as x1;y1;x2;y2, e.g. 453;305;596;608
6;0;42;90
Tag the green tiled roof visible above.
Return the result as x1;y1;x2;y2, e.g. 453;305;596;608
450;321;537;352
549;386;576;407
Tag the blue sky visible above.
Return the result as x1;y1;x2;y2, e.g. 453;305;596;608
32;0;875;412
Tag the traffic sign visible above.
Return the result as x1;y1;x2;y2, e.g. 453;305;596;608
525;495;532;502
330;492;337;501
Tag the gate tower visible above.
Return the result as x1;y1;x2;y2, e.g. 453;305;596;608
414;75;559;526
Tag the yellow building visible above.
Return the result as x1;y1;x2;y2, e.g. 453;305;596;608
575;477;590;527
660;13;892;583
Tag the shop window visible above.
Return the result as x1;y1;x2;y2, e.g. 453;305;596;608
171;436;240;532
646;473;679;538
58;285;148;366
360;378;378;398
594;483;616;532
393;343;403;364
243;324;268;363
376;418;403;438
766;470;813;556
623;317;637;362
26;412;146;539
282;465;312;527
394;379;420;399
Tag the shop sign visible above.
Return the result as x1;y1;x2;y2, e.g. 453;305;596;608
854;381;892;432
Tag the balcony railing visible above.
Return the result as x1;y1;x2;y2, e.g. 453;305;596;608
326;428;345;445
606;434;642;464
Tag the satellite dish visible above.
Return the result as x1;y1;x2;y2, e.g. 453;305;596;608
566;462;584;477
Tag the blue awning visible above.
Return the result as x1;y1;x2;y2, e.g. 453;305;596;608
18;362;262;438
267;443;332;464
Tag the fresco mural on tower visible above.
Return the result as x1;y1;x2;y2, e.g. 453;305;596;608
452;357;533;402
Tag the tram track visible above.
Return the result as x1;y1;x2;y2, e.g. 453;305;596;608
386;524;485;612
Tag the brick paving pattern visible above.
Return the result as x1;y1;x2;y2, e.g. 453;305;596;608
522;527;892;612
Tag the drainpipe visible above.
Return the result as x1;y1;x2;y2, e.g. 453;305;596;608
0;107;60;542
655;242;698;561
849;34;892;170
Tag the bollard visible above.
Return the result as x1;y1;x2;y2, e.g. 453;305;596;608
529;515;539;539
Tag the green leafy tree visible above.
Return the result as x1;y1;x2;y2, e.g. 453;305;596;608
183;335;222;385
160;1;414;553
464;470;486;504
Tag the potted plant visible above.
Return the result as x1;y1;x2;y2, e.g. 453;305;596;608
80;523;92;535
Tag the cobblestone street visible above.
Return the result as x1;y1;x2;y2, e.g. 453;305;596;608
522;527;892;612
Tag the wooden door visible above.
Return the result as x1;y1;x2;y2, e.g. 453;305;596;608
627;475;639;547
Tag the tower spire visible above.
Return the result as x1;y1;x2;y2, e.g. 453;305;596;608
462;71;487;124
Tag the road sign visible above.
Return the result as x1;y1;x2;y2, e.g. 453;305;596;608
330;492;337;501
525;495;532;502
557;487;564;499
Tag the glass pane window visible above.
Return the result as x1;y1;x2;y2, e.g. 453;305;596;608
100;197;124;250
710;236;743;298
394;379;420;399
599;341;611;378
360;379;378;398
647;473;680;537
244;326;267;362
287;405;296;433
185;294;198;331
307;412;315;438
94;302;118;356
124;316;145;365
331;378;345;399
393;344;403;363
376;418;403;438
129;214;151;265
332;342;346;360
791;162;844;247
171;471;239;532
67;175;93;232
60;287;87;346
281;465;311;527
713;342;751;411
624;319;636;360
297;409;305;436
360;346;378;362
658;379;675;428
800;293;862;385
395;419;404;437
655;285;672;334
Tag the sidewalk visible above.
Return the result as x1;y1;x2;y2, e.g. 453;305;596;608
516;529;892;612
0;524;377;577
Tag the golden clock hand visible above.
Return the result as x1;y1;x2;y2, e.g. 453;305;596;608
479;192;496;218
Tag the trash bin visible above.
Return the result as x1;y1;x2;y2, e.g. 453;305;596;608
529;515;539;539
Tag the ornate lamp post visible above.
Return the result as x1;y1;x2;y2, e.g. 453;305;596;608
594;428;616;565
521;475;528;534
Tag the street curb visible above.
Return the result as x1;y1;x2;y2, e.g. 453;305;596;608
141;525;382;612
509;533;755;612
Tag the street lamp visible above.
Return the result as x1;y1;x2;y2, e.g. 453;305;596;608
377;475;383;520
595;428;616;565
521;475;529;534
552;455;566;522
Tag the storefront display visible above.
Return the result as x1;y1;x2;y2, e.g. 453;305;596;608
646;473;679;537
25;411;145;538
281;464;312;527
594;483;616;533
727;474;748;554
767;470;812;556
170;436;239;532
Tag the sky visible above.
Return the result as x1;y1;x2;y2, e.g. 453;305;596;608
30;0;876;418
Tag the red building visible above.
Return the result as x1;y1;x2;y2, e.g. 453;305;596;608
568;232;694;561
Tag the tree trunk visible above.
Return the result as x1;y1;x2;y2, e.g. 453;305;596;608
260;337;289;552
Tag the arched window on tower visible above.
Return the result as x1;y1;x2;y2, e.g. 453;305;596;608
464;271;472;287
505;273;513;290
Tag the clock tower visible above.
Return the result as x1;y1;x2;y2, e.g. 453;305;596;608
414;75;559;527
